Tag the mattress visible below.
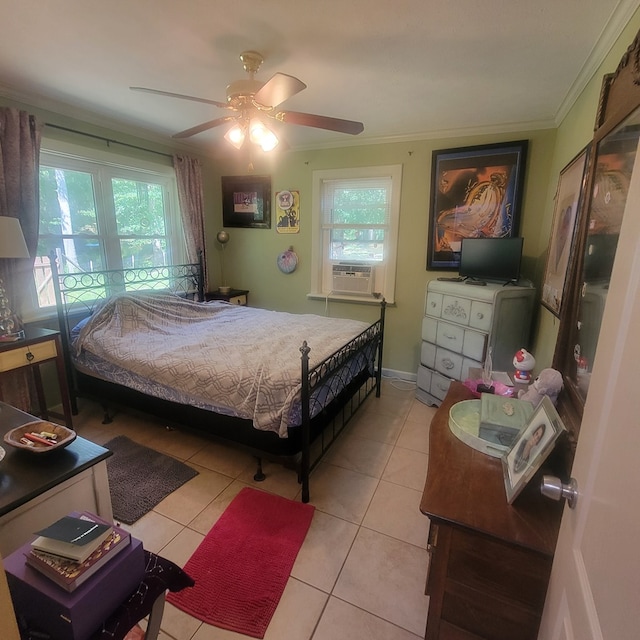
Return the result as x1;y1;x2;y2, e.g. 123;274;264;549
72;293;374;437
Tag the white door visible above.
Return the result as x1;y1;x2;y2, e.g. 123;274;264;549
538;149;640;638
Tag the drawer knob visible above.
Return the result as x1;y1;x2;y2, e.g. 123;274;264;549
441;358;455;370
26;350;35;362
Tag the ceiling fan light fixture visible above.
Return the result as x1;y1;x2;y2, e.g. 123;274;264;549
224;123;246;149
249;117;278;151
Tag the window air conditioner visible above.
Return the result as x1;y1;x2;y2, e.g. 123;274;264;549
331;263;374;296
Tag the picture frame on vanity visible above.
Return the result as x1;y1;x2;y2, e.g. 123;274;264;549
427;140;528;270
221;175;271;229
501;396;566;504
541;145;591;316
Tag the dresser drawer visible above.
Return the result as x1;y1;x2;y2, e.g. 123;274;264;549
441;295;472;326
0;339;58;372
435;321;465;353
417;365;433;393
469;299;493;332
421;317;438;343
434;346;463;380
430;371;452;401
425;291;443;318
420;342;436;368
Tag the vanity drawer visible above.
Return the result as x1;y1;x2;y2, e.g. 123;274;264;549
0;339;58;372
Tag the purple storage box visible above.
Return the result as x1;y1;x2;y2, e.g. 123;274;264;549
4;536;145;640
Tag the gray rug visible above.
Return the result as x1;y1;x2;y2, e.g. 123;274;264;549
104;435;199;524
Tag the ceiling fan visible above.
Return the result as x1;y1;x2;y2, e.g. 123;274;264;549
131;50;364;150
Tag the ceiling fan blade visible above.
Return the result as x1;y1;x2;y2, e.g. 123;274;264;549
130;86;230;109
172;116;236;139
276;110;364;135
253;73;306;108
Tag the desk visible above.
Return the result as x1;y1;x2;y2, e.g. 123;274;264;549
0;402;112;557
0;328;73;428
420;383;563;640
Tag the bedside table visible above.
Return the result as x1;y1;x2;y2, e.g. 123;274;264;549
205;289;249;305
0;327;73;427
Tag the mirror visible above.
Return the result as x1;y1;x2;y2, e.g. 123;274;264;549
554;30;640;445
573;114;639;399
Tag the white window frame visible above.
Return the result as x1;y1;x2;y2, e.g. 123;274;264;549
27;140;185;320
310;165;402;304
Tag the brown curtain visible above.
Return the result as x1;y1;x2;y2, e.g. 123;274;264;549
0;107;42;411
173;154;207;293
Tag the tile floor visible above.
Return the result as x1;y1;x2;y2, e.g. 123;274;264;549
73;376;437;640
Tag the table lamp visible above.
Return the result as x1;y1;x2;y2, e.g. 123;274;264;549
216;230;230;294
0;217;30;341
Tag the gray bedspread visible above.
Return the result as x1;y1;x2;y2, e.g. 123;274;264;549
75;294;370;436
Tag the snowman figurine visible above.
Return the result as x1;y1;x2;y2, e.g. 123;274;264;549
513;348;536;383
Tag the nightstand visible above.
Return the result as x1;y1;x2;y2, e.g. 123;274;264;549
0;327;73;427
205;289;249;305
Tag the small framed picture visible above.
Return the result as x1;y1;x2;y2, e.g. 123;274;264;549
221;175;271;228
501;396;566;504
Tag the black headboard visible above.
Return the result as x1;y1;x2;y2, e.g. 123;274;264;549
49;250;204;409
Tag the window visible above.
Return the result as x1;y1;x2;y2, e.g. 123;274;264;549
32;144;185;314
311;165;402;303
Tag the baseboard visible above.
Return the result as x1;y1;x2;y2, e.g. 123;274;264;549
381;368;416;382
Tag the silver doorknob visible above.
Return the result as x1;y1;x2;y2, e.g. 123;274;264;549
541;475;578;509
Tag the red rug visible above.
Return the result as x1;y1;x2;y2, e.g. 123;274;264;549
166;487;315;638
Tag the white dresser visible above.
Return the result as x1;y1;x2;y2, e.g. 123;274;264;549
416;280;536;406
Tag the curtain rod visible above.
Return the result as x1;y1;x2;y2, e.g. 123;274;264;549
44;123;173;159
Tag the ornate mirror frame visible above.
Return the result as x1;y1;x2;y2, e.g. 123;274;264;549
553;27;640;459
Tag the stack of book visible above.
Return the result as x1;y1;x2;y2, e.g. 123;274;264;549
25;512;131;592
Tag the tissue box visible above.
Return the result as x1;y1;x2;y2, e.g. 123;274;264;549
4;536;144;640
479;393;533;448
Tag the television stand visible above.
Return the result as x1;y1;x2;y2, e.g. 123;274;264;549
464;278;487;286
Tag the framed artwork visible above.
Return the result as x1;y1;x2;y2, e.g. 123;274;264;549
221;175;271;229
541;145;591;316
427;140;529;269
275;190;300;234
501;396;566;504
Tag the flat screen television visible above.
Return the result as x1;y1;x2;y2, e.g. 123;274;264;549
458;237;524;284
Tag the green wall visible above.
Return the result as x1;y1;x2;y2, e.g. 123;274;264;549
210;130;558;376
2;6;639;378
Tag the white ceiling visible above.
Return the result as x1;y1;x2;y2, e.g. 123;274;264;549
0;0;638;155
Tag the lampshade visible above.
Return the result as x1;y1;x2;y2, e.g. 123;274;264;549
0;217;29;259
224;123;246;150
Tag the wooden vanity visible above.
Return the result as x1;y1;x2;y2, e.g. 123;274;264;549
420;383;564;640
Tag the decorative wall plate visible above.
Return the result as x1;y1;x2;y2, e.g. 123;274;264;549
277;248;298;273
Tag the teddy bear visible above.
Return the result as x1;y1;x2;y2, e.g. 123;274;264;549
517;368;564;406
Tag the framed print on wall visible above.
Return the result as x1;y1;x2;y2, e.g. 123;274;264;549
221;175;271;228
541;145;591;316
501;396;566;504
427;140;528;270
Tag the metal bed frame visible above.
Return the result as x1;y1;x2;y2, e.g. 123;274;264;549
50;252;385;502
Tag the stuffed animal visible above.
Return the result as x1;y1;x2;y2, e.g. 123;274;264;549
518;368;564;406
